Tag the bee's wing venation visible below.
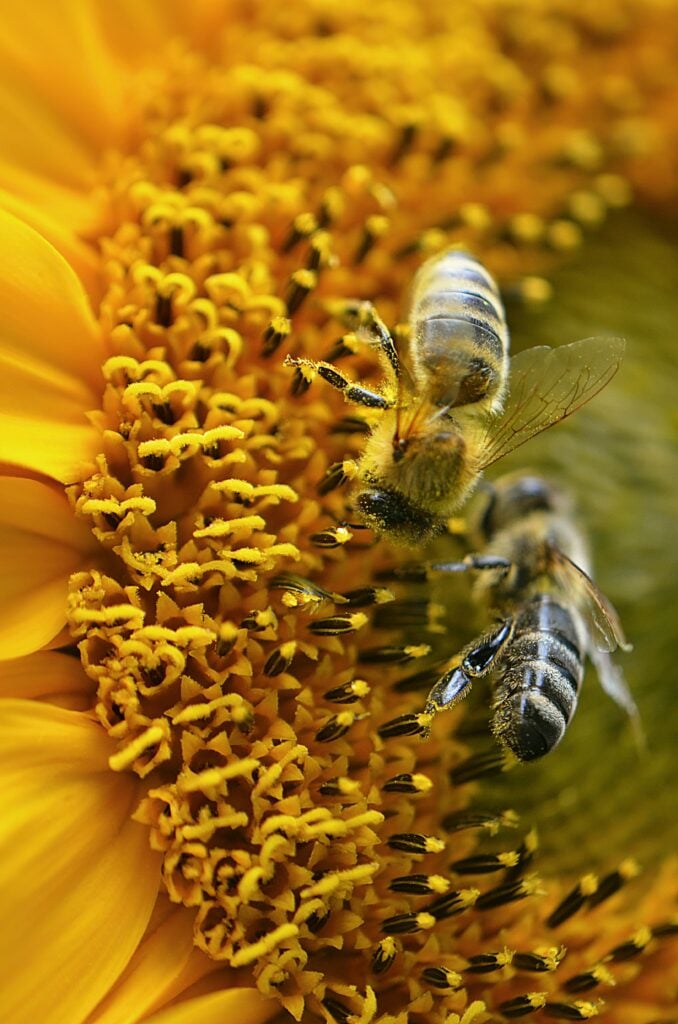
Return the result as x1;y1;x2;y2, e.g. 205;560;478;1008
550;546;631;654
478;337;625;469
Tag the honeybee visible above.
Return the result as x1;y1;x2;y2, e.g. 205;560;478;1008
286;250;624;545
417;473;640;761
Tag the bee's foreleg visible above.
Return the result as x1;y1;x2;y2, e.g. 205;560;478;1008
388;554;513;583
333;300;400;379
284;355;392;409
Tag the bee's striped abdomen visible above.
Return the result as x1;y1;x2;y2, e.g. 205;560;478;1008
491;596;584;762
409;250;509;410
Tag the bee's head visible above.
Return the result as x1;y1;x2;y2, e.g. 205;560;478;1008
354;487;442;545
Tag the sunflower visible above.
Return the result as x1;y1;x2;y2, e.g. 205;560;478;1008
0;2;676;1023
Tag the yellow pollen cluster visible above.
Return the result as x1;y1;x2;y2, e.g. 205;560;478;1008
62;1;678;1020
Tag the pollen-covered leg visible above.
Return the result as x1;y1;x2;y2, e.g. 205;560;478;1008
388;553;513;583
284;355;393;408
334;300;400;378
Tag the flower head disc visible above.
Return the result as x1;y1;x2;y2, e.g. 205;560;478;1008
1;1;677;1022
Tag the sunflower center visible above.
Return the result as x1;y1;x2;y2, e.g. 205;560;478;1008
61;6;676;1020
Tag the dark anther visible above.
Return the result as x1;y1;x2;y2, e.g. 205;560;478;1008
464;952;506;974
371;939;397;975
316;715;351;743
306;908;330;933
190;341;211;362
155;293;173;327
421;966;461;989
387;833;440;855
432;135;457;164
381;913;424;935
329;415;370;435
152;401;175;425
378;714;427;739
263;647;294;677
389;874;442;895
546;882;590;928
141;453;165;472
544;1002;599;1020
322;995;352;1024
323;681;365;704
317;462;349;496
390;122;417;166
476;879;529;910
497;994;544;1018
169;225;184;258
382;773;429;794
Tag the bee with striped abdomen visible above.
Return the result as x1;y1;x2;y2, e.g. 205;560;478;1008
418;473;640;761
286;249;624;545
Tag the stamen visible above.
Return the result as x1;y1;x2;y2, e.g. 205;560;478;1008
546;874;600;928
607;925;652;961
450;851;521;875
307;612;369;636
442;809;519;834
421;966;463;989
543;1000;602;1020
262;315;292;356
285;269;317;315
387;833;446;855
425;887;480;921
378;712;432;738
587;859;639;907
498;993;547;1017
315;711;361;743
360;643;431;664
563;965;615;994
381;911;436;935
371;937;398;975
464;948;514;974
382;772;433;795
513;947;566;973
309;525;354;548
389;874;451;896
323;679;370;703
476;877;540;910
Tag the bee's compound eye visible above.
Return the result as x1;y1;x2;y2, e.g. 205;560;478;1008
355;488;439;543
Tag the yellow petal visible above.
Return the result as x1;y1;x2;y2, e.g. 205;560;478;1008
0;3;126;185
0;651;95;710
0;477;95;660
89;902;217;1024
0;699;161;1024
0;188;102;303
142;989;277;1024
0;210;105;481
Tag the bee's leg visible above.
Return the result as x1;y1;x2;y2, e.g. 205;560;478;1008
422;660;474;735
388;554;513;583
421;619;513;738
284;355;393;409
332;300;400;379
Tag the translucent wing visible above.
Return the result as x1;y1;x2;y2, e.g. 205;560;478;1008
478;337;625;469
588;646;645;752
550;547;632;654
